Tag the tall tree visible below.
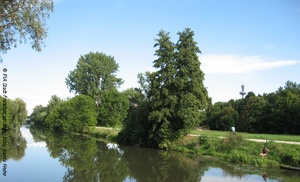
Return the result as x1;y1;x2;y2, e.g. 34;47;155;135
0;0;54;62
65;52;123;107
148;28;209;148
147;30;177;147
173;28;209;129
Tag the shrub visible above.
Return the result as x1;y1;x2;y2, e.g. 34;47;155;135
198;134;208;146
217;133;245;153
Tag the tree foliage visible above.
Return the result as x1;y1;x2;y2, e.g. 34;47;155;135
65;52;123;105
117;88;149;146
9;97;27;129
97;90;129;127
29;104;48;127
122;87;145;109
46;94;97;133
29;95;63;128
117;101;151;146
0;0;54;61
204;102;238;131
0;96;27;130
47;95;63;111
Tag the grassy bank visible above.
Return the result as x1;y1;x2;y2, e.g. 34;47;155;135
171;133;300;168
87;127;120;142
88;127;300;168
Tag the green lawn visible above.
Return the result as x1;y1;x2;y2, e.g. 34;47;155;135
190;129;300;142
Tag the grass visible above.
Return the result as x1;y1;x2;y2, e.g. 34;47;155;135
86;126;119;142
172;133;300;168
190;129;300;142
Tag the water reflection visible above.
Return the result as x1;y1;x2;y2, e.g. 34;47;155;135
0;128;26;162
31;128;209;181
25;128;300;182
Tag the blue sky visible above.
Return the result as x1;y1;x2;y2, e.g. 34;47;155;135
1;0;300;114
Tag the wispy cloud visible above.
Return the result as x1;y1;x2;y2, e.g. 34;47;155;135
201;55;300;74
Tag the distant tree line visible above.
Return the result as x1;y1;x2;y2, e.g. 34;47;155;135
202;81;300;134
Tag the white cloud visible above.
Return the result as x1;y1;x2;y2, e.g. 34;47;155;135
200;55;300;74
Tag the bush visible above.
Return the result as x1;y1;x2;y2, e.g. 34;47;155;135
217;133;245;153
198;134;208;146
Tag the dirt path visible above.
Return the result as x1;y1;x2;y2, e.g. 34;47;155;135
187;134;300;145
245;138;300;145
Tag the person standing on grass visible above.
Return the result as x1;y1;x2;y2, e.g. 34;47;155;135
231;126;235;134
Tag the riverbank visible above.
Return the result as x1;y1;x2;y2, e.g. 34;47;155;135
87;127;300;168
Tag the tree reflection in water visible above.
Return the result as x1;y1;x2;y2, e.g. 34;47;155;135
30;128;210;182
0;129;26;162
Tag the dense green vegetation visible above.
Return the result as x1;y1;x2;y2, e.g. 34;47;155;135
30;94;97;133
0;96;27;130
203;81;300;134
46;94;97;133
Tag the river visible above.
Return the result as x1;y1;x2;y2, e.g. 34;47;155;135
0;125;299;182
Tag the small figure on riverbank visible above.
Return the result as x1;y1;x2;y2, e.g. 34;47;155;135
231;126;235;135
260;147;270;156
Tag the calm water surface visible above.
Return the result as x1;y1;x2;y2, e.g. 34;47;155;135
1;125;299;182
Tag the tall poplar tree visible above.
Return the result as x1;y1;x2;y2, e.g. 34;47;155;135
148;28;209;148
173;28;209;131
148;30;177;147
